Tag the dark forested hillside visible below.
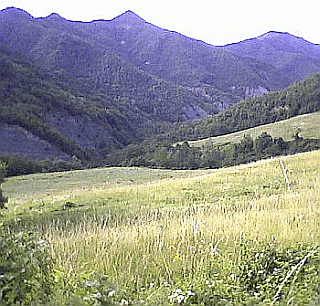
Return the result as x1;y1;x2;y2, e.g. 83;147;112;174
157;73;320;143
0;47;224;160
0;49;138;160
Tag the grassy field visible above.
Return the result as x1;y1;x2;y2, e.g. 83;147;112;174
2;151;320;305
189;111;320;147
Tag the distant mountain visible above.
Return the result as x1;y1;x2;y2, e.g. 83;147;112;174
1;7;320;163
2;7;320;101
224;31;320;84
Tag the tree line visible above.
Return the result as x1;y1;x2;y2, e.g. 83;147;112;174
107;132;320;170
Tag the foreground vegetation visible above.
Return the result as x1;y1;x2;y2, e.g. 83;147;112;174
1;150;320;305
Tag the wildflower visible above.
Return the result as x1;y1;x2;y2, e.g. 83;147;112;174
168;292;178;303
186;290;195;296
85;280;99;287
206;280;214;287
36;239;47;249
177;295;185;304
92;293;102;299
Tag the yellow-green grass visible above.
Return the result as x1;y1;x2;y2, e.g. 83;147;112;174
2;151;320;305
3;167;213;208
189;111;320;147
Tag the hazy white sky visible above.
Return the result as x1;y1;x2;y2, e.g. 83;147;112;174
1;0;319;46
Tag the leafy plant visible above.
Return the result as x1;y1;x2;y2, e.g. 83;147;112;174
195;240;320;305
0;225;54;305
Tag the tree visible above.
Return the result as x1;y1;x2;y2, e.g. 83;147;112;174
0;162;8;209
254;132;274;156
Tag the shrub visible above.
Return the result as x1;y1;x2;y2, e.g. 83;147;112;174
197;240;320;305
0;226;54;305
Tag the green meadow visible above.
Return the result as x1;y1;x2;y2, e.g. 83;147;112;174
189;111;320;147
2;151;320;305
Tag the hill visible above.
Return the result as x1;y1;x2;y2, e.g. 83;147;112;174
159;73;320;143
189;111;320;147
2;151;320;305
106;73;320;168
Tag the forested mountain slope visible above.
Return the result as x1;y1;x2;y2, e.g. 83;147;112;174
0;7;224;123
107;73;320;168
1;7;320;164
224;31;320;83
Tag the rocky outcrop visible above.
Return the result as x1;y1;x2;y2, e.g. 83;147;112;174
245;86;268;98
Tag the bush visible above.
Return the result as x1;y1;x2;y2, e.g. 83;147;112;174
0;226;54;305
196;240;320;305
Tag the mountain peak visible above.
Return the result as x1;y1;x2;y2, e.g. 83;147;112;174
258;31;291;40
112;10;146;24
42;12;67;22
0;7;33;19
256;31;317;48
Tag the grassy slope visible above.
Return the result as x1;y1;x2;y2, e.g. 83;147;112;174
2;150;320;305
189;111;320;147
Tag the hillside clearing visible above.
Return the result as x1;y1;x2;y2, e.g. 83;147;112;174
189;111;320;147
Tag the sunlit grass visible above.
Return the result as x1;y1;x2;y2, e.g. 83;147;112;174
2;150;320;305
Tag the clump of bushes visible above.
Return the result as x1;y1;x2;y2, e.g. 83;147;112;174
0;226;54;305
0;162;54;304
190;240;320;305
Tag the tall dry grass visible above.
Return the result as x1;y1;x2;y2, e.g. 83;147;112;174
24;151;319;304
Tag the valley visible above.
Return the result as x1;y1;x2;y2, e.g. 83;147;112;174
0;6;320;305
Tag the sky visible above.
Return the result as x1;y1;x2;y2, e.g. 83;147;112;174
0;0;319;46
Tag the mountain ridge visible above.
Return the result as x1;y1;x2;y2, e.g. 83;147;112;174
1;7;320;163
